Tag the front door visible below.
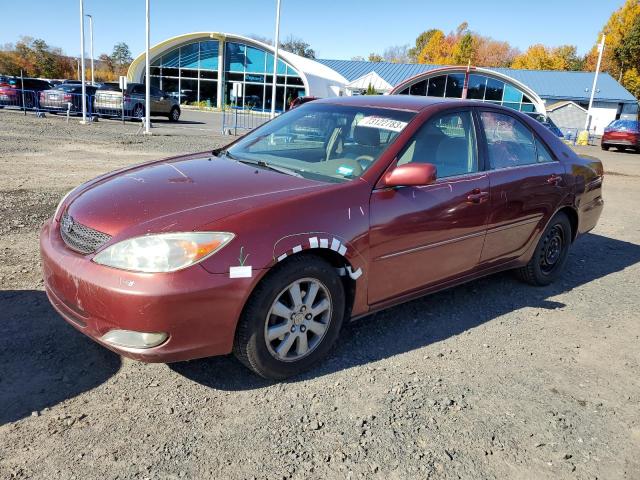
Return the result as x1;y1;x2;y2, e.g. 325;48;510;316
369;109;490;305
477;110;570;264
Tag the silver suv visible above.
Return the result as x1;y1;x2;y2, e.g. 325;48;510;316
94;83;180;121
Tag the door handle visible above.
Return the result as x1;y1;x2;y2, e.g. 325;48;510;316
547;174;563;186
467;190;490;204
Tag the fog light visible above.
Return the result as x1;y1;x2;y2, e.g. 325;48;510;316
100;330;168;349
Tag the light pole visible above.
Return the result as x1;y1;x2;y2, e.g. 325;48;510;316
584;34;606;132
270;0;281;119
79;0;87;123
85;14;94;85
144;0;151;134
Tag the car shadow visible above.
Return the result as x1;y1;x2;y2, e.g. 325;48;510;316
0;290;121;425
171;233;640;390
151;119;206;126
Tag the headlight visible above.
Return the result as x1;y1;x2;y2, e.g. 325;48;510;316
93;232;234;273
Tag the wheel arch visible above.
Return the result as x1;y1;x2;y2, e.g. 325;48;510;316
557;205;579;242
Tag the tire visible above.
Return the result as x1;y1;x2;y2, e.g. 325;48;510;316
601;144;609;151
132;103;145;120
233;255;346;379
168;106;180;122
516;212;572;286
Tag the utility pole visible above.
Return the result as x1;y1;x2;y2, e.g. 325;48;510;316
584;34;605;132
270;0;281;119
86;14;94;84
79;0;87;124
144;0;151;134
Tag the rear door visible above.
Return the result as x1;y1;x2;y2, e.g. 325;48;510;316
150;86;170;114
368;108;490;304
477;109;569;265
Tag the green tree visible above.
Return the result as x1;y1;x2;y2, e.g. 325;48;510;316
452;33;476;64
365;83;377;95
368;52;383;62
614;15;640;75
280;36;316;59
409;29;439;61
111;42;132;73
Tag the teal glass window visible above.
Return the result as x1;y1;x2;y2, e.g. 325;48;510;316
503;84;523;104
245;46;266;73
226;42;246;72
161;49;179;68
180;43;199;69
266;53;287;74
199;41;219;70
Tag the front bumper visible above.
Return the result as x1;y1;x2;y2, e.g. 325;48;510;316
40;219;262;363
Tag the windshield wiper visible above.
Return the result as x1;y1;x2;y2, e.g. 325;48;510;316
236;158;303;178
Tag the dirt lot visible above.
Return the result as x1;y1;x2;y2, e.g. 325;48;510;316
1;111;639;480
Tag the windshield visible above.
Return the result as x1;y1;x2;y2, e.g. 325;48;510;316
227;104;416;183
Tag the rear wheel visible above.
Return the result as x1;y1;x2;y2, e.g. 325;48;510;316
168;106;180;122
132;103;145;120
516;212;571;286
601;144;609;151
233;255;345;379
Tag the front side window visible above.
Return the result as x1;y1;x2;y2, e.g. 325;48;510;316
397;110;478;178
480;111;539;169
227;105;416;183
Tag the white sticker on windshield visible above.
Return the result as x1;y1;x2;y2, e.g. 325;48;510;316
357;116;408;132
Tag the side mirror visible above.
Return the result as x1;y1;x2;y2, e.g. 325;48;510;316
384;163;437;188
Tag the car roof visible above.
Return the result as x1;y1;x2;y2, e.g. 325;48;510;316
311;95;505;113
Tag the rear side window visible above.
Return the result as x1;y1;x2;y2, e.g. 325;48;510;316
397;110;478;178
130;85;145;95
480;111;537;169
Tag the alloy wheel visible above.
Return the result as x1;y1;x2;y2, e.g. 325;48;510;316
264;278;332;362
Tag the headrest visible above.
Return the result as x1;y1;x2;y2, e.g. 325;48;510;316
354;126;380;147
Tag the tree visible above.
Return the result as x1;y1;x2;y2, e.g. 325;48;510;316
368;52;383;62
365;83;377;95
475;38;519;67
622;68;640;98
280;36;315;59
585;0;640;76
350;55;365;61
614;15;640;76
452;33;476;65
383;44;410;63
417;30;454;65
409;29;439;61
512;44;583;71
111;42;132;73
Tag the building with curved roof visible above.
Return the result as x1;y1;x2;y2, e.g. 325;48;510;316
128;33;638;134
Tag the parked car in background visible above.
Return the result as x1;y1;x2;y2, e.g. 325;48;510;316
167;89;196;105
525;112;564;138
0;77;53;109
39;84;98;114
41;96;604;379
601;119;640;152
289;96;319;110
93;83;180;121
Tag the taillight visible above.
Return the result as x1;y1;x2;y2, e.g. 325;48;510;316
63;94;72;101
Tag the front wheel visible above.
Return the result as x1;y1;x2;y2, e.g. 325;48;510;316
516;212;572;286
234;255;345;379
168;106;180;122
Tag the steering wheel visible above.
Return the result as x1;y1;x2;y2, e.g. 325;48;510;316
355;155;374;171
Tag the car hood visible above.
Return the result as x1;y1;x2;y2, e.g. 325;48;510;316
65;155;327;239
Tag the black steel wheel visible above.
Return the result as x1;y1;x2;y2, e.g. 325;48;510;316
516;212;572;286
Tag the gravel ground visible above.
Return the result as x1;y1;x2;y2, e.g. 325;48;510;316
0;110;639;480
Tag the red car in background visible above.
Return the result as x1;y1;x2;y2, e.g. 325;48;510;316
601;119;640;152
289;96;319;109
40;96;604;379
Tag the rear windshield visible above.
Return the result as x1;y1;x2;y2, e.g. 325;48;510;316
607;120;639;131
227;104;416;183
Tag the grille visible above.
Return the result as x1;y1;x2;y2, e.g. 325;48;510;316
60;212;111;255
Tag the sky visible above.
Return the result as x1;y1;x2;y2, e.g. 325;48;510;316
0;0;625;60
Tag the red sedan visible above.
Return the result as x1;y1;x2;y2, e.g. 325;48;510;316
601;119;639;153
41;96;604;379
